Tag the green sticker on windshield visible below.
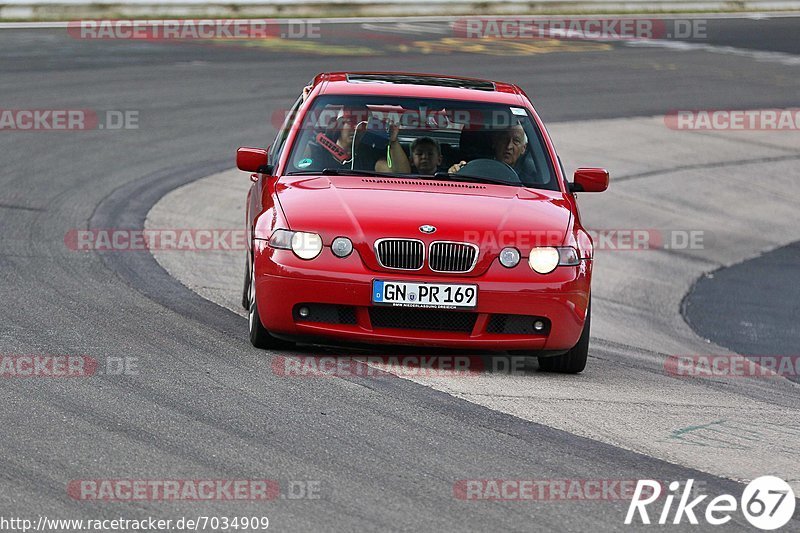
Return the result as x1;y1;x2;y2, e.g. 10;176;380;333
297;158;313;168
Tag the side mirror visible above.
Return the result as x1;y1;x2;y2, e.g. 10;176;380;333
237;147;269;173
570;168;609;193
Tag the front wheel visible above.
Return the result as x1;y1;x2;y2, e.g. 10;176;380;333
242;256;250;310
248;263;295;350
538;301;590;374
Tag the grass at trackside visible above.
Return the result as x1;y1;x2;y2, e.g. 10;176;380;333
2;9;800;23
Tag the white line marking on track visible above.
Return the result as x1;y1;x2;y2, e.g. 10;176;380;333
625;38;800;66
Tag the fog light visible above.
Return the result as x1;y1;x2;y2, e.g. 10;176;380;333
331;236;353;258
499;247;520;268
298;306;310;318
533;320;545;332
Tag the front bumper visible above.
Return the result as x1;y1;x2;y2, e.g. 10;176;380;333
253;241;591;351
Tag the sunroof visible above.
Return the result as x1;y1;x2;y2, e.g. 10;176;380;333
346;74;496;91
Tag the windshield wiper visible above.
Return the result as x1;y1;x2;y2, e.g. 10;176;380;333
432;172;516;187
286;168;430;179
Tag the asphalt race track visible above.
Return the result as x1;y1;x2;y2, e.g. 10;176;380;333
684;241;800;378
1;14;799;531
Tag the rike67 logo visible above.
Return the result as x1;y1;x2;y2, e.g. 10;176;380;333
626;476;796;530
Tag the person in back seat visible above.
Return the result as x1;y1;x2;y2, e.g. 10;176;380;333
409;137;444;175
377;135;444;176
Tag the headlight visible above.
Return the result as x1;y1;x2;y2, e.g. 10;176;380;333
291;231;322;260
528;247;581;274
268;229;323;259
499;247;520;268
528;247;560;274
331;236;353;258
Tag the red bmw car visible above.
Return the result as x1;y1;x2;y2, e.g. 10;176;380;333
237;72;608;373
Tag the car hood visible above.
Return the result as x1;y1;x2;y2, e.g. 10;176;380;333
276;175;573;274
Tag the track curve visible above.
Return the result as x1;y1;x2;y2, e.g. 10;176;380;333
1;18;799;530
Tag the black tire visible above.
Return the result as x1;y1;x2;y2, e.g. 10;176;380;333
538;301;590;374
242;256;250;311
248;263;295;350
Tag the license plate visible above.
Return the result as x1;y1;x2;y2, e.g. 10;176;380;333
372;280;478;309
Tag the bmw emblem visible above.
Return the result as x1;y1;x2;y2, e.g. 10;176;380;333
419;225;436;234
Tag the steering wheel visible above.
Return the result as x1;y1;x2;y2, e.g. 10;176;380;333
456;158;521;184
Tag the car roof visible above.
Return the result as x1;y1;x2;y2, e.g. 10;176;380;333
312;72;526;105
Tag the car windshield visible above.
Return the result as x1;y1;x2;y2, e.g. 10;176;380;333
284;95;559;191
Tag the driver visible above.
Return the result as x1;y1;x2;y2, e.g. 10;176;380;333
447;123;528;174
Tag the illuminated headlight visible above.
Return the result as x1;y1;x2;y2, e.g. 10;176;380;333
268;229;322;260
331;237;353;258
499;247;520;268
528;247;560;274
291;232;323;260
528;247;581;274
